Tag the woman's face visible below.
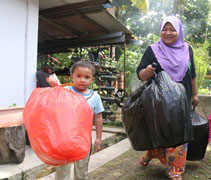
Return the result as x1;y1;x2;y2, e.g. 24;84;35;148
160;22;178;46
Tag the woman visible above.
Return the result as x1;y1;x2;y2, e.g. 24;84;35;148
136;16;199;180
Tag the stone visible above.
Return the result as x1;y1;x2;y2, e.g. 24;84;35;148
196;95;211;119
0;124;26;164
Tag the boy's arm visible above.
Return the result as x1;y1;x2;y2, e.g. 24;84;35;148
93;112;103;152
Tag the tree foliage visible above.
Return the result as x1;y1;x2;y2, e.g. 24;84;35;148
119;0;210;43
37;0;210;91
182;0;210;44
117;0;210;90
190;42;210;89
130;0;148;13
117;45;141;92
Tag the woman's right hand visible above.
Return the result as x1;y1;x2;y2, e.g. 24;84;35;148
139;64;156;81
146;64;156;78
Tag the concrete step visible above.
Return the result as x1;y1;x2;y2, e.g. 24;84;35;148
0;127;127;180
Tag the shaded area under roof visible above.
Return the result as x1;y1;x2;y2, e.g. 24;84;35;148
38;0;134;54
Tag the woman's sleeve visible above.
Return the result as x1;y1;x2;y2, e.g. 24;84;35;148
136;46;153;79
189;46;196;79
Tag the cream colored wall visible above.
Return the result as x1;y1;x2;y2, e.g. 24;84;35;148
0;0;39;108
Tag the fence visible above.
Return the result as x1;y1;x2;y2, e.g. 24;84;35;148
200;79;211;89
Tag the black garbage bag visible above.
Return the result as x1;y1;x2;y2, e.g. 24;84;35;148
122;82;151;150
122;71;193;151
186;109;209;161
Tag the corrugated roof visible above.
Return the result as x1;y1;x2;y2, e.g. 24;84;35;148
86;9;131;35
39;0;93;10
38;0;134;54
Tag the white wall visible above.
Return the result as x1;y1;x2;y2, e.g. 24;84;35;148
0;0;39;108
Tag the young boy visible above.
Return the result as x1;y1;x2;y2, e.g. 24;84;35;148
48;60;104;180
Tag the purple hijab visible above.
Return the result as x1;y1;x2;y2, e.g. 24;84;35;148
151;16;189;82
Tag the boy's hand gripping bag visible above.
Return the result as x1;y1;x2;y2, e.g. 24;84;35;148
23;86;93;166
123;71;193;151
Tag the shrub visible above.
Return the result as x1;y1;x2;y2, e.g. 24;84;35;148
198;88;210;95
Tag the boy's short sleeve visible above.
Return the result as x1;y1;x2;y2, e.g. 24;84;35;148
92;92;104;114
64;86;104;114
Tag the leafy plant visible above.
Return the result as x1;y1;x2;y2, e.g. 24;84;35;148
131;0;148;13
182;0;210;44
190;41;210;89
103;120;123;127
117;46;141;93
8;103;16;107
198;88;210;95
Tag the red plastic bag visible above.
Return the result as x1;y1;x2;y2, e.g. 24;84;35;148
23;86;93;166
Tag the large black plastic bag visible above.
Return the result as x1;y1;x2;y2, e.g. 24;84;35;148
123;71;193;151
186;110;209;161
122;82;151;150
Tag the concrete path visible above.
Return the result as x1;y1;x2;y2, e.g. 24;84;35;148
0;127;131;180
39;138;131;180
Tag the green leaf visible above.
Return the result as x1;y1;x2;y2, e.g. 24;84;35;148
131;0;148;13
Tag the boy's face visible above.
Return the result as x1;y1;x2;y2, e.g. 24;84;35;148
72;67;94;92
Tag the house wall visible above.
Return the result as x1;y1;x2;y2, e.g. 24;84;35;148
0;0;39;108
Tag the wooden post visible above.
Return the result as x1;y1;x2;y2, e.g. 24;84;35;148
123;42;126;90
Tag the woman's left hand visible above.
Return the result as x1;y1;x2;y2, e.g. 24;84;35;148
192;94;199;107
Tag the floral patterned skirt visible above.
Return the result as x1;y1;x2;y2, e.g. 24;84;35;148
144;143;188;178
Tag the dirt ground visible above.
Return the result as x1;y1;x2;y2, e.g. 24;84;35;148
89;143;211;180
